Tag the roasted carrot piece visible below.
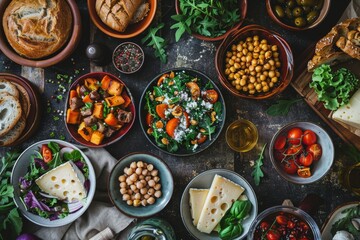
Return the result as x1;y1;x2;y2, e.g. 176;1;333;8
84;78;99;91
197;134;207;144
104;113;118;126
82;95;93;103
121;91;132;108
157;73;169;86
101;75;112;90
156;104;168;119
78;126;93;142
166;118;180;138
145;113;154;127
105;95;125;107
93;103;104;119
90;131;104;145
69;90;78;99
66;109;81;124
183;111;190;128
108;80;124;96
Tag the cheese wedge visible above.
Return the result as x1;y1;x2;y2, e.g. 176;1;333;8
189;188;209;226
332;88;360;130
197;174;245;233
35;161;87;203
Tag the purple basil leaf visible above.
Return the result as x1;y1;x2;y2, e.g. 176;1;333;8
73;161;84;170
34;158;48;170
19;177;32;190
84;179;90;193
24;191;51;212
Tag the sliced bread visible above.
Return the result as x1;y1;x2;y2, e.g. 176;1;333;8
0;116;26;146
0;95;22;136
11;82;31;117
0;79;19;98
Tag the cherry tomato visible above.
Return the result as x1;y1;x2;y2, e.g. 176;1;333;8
274;150;285;161
266;230;281;240
307;143;322;161
287;220;295;229
41;145;53;163
260;221;270;231
302;130;317;146
297;168;311;178
274;135;287;150
284;159;298;174
299;152;314;167
276;215;288;225
299;237;310;240
287;127;303;145
203;89;219;104
286;145;303;156
299;221;310;231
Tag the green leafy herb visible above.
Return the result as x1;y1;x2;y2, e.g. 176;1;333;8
57;95;63;100
103;101;110;118
310;64;359;110
171;0;241;41
48;142;60;154
331;204;360;238
49;132;55;138
266;99;302;116
83;102;93;110
53;116;60;121
251;144;267;186
91;124;98;131
141;23;167;63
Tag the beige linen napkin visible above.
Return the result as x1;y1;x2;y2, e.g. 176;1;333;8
24;147;134;240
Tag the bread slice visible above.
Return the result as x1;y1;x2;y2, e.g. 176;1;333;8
0;116;26;146
0;95;22;137
0;79;19;98
130;2;149;24
11;82;31;117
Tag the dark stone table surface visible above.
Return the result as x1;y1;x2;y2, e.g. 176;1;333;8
1;0;359;239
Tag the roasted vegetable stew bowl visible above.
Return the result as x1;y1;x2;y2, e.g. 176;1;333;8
265;0;331;31
11;140;96;227
108;152;174;218
87;0;157;38
64;72;136;148
215;24;294;100
139;68;226;156
174;0;248;42
269;121;334;184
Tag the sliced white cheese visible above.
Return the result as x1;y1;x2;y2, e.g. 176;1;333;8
35;161;87;203
332;88;360;130
197;174;245;233
189;188;209;226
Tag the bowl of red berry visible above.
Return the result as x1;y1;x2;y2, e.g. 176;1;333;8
247;205;321;240
269;121;334;184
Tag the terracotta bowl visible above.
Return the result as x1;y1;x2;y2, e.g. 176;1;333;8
215;24;294;100
265;0;330;31
0;0;81;68
87;0;157;39
64;72;136;148
175;0;248;41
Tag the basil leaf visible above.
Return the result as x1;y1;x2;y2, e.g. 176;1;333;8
48;142;60;154
266;99;302;116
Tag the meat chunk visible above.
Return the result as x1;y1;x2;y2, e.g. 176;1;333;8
79;85;89;96
83;115;97;126
104;127;117;138
117;109;132;124
97;121;106;133
81;107;93;117
89;90;100;100
70;97;84;110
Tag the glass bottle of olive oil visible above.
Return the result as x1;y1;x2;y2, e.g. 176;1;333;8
342;162;360;196
127;218;176;240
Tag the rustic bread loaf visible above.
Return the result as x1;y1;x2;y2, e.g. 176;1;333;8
96;0;142;32
0;79;19;98
0;116;26;146
2;0;73;59
0;95;22;137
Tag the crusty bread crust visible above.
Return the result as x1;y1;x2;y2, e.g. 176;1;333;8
0;95;22;137
0;79;19;98
2;0;73;59
0;116;26;146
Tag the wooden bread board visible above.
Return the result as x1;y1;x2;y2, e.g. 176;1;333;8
291;47;360;151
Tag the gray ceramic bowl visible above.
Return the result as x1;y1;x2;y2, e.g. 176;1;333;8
269;121;334;184
108;153;173;218
180;169;258;240
11;139;96;227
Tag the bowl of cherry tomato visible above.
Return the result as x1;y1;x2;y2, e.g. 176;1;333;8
269;121;334;184
247;205;321;240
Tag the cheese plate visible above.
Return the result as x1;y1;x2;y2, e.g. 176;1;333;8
180;169;258;240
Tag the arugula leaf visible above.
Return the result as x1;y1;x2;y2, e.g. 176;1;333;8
331;205;360;238
214;101;222;116
141;23;167;63
48;152;62;169
251;144;267;186
167;141;179;153
266;99;302;116
199;115;215;140
48;142;60;154
3;208;22;236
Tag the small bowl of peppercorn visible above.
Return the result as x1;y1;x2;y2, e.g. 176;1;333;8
112;42;144;74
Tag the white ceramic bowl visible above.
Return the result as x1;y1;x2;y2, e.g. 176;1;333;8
11;139;96;227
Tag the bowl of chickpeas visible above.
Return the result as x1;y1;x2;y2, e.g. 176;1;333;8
215;24;294;99
108;152;174;218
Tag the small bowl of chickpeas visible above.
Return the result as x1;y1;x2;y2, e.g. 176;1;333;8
108;152;174;218
215;24;294;99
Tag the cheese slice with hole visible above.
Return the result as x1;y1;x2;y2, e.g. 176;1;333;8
332;88;360;130
196;174;245;233
189;188;209;226
35;161;87;203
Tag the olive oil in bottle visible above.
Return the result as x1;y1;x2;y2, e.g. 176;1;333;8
343;162;360;196
226;119;258;152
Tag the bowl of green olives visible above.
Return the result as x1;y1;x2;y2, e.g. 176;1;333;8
266;0;330;30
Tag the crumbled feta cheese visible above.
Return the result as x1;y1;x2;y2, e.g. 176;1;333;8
192;144;198;150
163;94;171;104
180;92;189;101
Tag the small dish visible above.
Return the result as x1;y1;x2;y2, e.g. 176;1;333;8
226;119;258;152
108;152;174;218
87;0;157;39
215;24;294;100
64;72;136;148
112;42;144;74
265;0;330;31
175;0;248;42
180;169;258;240
269;121;334;184
139;68;226;156
0;0;81;68
247;205;321;239
11;139;96;227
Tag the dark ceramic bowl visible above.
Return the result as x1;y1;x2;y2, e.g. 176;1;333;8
269;121;334;184
0;0;81;68
112;42;145;74
108;152;174;218
139;68;226;156
87;0;157;38
175;0;248;41
215;24;294;100
266;0;330;31
64;72;136;148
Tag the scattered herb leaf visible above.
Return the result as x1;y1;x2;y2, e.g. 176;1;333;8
266;99;302;116
251;144;267;186
331;204;360;238
141;23;167;63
